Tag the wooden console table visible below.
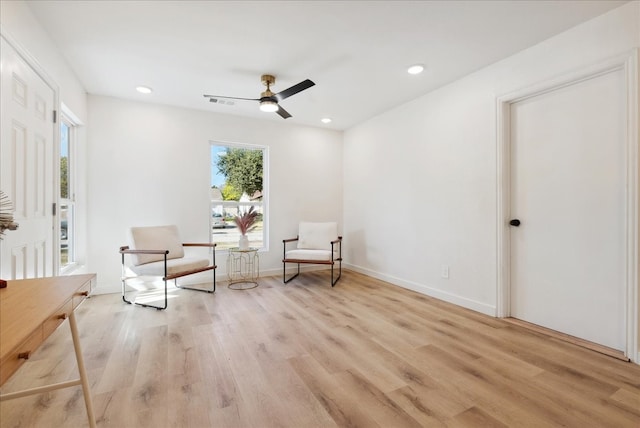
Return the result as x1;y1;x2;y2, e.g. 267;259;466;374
0;274;97;428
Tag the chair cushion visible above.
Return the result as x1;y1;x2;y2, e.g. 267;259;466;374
128;225;185;266
285;249;335;262
130;257;210;277
297;222;337;251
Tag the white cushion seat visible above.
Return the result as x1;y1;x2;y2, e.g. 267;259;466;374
297;221;337;251
128;225;185;266
130;257;211;277
284;249;336;262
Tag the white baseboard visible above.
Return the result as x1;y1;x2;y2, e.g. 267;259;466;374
344;263;496;317
94;262;496;319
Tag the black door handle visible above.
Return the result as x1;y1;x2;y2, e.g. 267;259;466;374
509;219;521;227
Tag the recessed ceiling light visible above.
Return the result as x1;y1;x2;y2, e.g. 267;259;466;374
407;64;424;75
321;118;332;124
136;86;153;94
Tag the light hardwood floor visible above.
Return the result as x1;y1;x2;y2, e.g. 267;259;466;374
1;270;639;427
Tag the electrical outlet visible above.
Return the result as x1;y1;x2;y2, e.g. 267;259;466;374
441;265;449;279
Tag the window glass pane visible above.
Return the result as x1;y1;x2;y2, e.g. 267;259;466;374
60;203;73;266
60;122;70;199
60;118;75;269
211;144;265;250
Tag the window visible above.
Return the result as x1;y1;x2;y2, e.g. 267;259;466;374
210;142;267;250
59;116;75;270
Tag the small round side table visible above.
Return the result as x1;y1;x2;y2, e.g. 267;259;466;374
227;247;259;290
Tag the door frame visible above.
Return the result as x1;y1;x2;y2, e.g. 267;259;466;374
496;50;639;362
0;27;61;275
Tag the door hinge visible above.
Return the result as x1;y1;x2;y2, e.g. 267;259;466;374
53;110;57;123
52;202;56;216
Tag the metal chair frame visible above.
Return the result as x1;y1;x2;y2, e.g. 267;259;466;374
282;236;342;287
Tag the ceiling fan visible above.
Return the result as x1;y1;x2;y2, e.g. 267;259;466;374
203;74;315;119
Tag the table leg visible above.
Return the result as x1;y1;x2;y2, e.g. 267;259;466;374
68;311;97;428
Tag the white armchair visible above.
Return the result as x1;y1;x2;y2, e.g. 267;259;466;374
119;225;216;310
282;222;342;286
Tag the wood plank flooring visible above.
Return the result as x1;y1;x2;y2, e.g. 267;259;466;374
1;270;639;427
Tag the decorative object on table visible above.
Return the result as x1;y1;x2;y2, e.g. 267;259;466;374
0;191;19;288
0;190;19;239
234;206;258;250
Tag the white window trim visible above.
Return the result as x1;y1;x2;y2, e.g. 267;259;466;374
59;104;82;274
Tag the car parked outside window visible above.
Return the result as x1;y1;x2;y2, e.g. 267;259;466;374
212;212;227;229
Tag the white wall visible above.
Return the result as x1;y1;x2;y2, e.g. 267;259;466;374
343;1;640;316
0;1;87;117
87;96;342;293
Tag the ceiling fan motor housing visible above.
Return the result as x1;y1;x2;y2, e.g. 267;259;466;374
261;74;276;98
261;74;276;87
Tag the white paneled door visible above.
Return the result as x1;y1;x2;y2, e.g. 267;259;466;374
0;36;56;279
509;68;626;351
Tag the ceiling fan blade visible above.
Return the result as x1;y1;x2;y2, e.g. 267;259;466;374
275;79;315;102
203;94;259;101
276;105;292;119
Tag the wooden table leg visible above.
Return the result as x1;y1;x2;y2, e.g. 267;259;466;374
68;311;97;428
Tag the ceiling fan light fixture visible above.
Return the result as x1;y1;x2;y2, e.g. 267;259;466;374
259;100;278;112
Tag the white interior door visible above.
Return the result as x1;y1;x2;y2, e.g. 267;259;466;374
509;68;626;351
0;36;56;279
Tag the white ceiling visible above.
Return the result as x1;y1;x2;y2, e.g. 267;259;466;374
26;0;626;130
